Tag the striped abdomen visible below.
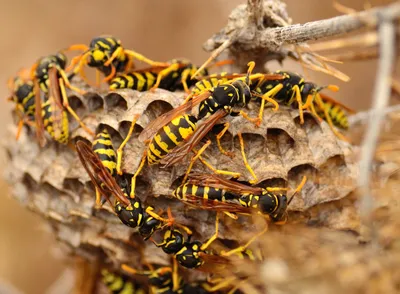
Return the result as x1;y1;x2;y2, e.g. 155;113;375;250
109;72;157;91
172;183;236;202
316;100;349;130
191;73;230;96
42;100;69;144
147;114;198;165
12;80;36;119
92;129;117;176
101;269;146;294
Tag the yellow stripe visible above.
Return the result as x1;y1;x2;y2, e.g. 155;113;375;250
192;185;198;196
154;133;171;153
132;72;146;91
94;138;113;146
94;149;116;157
204;186;209;199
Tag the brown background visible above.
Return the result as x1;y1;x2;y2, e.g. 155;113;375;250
0;0;394;293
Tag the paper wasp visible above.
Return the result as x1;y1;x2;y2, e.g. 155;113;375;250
136;62;283;184
66;35;169;85
173;173;307;225
30;52;93;146
121;263;245;293
76;139;178;240
7;69;37;141
251;70;354;140
101;269;147;294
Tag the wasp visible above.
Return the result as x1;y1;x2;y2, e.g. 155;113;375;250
121;264;182;294
30;52;93;146
251;70;354;140
66;35;169;85
7;70;37;140
135;62;283;185
109;58;235;94
101;269;147;294
76;134;190;240
173;173;307;225
109;59;207;93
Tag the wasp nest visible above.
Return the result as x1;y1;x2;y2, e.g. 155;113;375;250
3;80;362;274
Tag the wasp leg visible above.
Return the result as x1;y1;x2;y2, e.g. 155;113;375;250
220;226;267;257
200;213;219;251
216;122;234;158
59;78;94;136
95;188;102;208
182;140;212;184
144;206;174;225
123;49;170;68
183;92;194;104
130;151;147;199
104;46;123;67
65;44;89;52
15;119;25;140
95;70;101;88
314;95;350;142
202;277;237;292
172;259;180;292
197;155;241;179
58;67;86;95
102;65;117;83
292;85;305;124
256;83;283;126
265;187;288;192
180;68;192;94
116;114;140;175
237;132;257;184
165;207;193;234
150;63;180;92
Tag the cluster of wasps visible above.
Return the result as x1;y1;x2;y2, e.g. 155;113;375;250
8;35;355;293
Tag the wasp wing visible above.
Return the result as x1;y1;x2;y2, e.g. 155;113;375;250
160;109;227;167
76;140;130;207
319;93;356;114
138;90;212;142
182;195;252;214
33;79;46;147
187;173;264;195
47;66;66;140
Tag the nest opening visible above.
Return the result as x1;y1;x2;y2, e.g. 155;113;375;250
266;127;295;155
63;177;85;196
118;120;144;139
83;92;104;111
104;93;128;111
143;100;174;122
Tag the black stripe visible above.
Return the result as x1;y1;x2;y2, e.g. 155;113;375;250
96;152;116;163
92;141;114;151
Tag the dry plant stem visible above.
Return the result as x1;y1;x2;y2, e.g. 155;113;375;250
349;104;400;126
261;2;400;50
358;17;396;238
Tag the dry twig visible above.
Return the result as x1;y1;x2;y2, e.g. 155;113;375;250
358;14;397;240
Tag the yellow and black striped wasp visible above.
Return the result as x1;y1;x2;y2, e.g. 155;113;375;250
76;119;196;241
109;59;233;94
172;173;307;225
121;262;246;293
251;70;354;140
132;62;283;186
30;52;94;146
121;264;182;294
101;269;147;294
7;69;37;141
66;35;169;85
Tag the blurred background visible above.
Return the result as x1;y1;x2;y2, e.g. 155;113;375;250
0;0;395;293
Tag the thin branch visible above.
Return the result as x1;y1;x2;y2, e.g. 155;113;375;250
349;104;400;126
262;2;400;50
358;15;396;233
309;31;378;52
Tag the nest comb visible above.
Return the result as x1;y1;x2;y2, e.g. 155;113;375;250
3;81;359;276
